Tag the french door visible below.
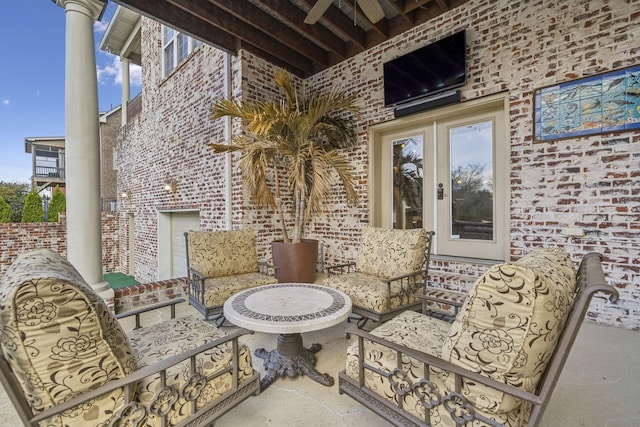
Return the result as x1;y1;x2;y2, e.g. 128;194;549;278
372;94;507;261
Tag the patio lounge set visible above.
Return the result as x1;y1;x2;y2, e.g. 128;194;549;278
0;227;618;426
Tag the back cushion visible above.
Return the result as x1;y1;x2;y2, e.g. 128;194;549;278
188;229;259;278
356;227;427;279
0;249;137;425
440;248;576;414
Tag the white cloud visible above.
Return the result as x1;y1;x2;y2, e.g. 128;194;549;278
94;20;109;33
2;98;9;106
97;56;142;87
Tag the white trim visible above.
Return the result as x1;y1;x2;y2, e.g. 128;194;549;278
369;92;510;261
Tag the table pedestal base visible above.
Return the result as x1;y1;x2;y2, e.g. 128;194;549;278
254;333;333;390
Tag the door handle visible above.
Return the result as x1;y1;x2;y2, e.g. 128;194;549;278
437;183;445;200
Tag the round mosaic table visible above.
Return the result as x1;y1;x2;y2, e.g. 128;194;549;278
223;283;352;390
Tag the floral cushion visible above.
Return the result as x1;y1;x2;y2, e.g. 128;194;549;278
0;249;137;426
127;316;254;426
356;227;427;279
344;312;523;426
345;311;451;419
322;272;419;314
202;272;278;308
441;248;577;415
188;229;259;278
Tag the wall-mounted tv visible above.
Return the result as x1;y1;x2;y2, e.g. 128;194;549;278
383;30;467;107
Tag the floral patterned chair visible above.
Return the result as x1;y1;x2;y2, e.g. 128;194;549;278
323;227;434;328
338;248;619;427
184;229;278;325
0;249;260;427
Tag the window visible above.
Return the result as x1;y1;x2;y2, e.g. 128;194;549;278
370;93;508;261
162;27;201;78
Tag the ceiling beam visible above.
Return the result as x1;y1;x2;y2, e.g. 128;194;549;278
207;0;330;67
112;0;236;54
166;0;315;76
297;0;367;49
255;0;348;59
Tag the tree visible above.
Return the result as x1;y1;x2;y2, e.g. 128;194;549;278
22;190;44;222
0;196;12;223
0;181;29;223
209;69;360;243
48;186;67;222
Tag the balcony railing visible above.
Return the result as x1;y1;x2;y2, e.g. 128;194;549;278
34;166;65;179
101;199;118;212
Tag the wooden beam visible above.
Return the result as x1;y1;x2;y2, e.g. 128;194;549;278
209;0;330;67
255;0;348;59
297;0;367;49
113;0;237;54
387;0;415;26
166;0;314;76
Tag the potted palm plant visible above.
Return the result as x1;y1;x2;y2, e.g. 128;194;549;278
209;69;360;283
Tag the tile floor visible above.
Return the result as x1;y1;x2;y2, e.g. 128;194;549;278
1;301;638;426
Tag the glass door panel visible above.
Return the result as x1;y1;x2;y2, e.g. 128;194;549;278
392;136;424;229
449;121;494;241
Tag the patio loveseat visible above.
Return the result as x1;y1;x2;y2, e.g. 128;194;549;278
0;249;260;426
339;248;618;426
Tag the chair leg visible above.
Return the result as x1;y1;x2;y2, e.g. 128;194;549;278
347;314;369;329
212;314;227;328
356;317;369;329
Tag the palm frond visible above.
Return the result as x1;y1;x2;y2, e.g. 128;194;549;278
208;69;361;242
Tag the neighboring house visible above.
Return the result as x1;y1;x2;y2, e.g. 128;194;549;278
99;106;122;211
100;1;640;330
24;137;66;194
24;105;122;211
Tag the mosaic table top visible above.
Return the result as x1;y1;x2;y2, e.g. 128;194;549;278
223;283;352;334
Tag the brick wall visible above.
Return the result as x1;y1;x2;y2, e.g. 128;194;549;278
100;108;121;201
117;0;639;329
0;213;120;277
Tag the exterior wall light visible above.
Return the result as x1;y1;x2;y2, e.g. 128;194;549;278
164;178;177;193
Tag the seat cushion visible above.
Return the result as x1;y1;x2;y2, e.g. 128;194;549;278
323;272;420;314
0;249;137;426
356;227;427;279
202;272;278;308
345;311;450;418
441;248;577;415
127;316;254;426
188;229;259;278
345;311;526;427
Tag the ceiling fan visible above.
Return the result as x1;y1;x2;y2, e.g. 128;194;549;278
304;0;386;25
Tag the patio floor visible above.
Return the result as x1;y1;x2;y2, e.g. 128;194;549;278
1;300;638;426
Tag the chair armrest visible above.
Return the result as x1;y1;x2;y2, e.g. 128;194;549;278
418;288;467;321
382;269;424;284
187;266;206;281
115;297;185;329
258;261;278;276
345;324;544;422
419;288;467;307
325;262;356;276
186;267;207;305
380;269;425;311
30;328;258;425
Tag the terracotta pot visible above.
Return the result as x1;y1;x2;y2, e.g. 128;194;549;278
271;239;318;283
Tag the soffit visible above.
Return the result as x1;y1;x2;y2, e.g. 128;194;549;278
112;0;473;78
99;5;142;65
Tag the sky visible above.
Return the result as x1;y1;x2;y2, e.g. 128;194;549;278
0;0;141;184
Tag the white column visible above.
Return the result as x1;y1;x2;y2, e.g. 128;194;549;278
56;0;110;295
121;56;130;125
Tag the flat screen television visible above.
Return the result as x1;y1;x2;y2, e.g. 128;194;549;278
383;30;467;107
